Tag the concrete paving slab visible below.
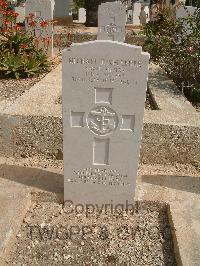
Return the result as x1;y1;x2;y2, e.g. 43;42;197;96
0;159;199;265
137;178;200;266
0;184;31;259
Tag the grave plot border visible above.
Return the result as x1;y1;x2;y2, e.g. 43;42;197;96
0;63;199;165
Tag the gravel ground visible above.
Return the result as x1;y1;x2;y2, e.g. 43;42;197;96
3;155;199;177
193;102;200;112
0;56;61;102
6;201;176;266
0;76;46;102
0;66;154;110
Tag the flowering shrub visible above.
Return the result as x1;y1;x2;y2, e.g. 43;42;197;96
144;7;200;103
0;0;56;78
25;12;56;52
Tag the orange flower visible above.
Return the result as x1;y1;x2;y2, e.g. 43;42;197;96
13;23;22;31
0;1;8;8
40;20;48;28
19;43;26;49
29;21;36;27
12;12;19;18
5;10;11;16
4;19;10;25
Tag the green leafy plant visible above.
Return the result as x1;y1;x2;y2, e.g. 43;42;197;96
144;7;200;104
0;0;53;78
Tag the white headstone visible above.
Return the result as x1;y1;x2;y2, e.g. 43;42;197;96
15;7;25;23
25;0;54;57
176;6;197;34
133;3;141;25
97;2;126;42
78;8;86;23
176;5;197;19
144;6;150;23
62;41;149;205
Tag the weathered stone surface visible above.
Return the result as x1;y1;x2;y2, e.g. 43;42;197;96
137;177;200;266
54;0;69;18
25;0;54;57
15;7;25;23
97;1;126;42
176;5;197;19
0;161;199;265
78;8;86;23
54;0;73;25
0;184;31;259
133;3;141;25
0;63;199;165
62;41;149;205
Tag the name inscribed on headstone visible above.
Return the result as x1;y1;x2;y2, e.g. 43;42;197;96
68;56;142;85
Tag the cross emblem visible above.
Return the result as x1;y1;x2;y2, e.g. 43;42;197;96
70;88;135;165
34;11;43;35
105;23;122;35
87;106;118;136
103;23;122;41
98;15;122;41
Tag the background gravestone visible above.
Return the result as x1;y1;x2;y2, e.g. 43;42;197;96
85;0;115;27
97;2;126;42
25;0;54;57
54;0;73;25
176;6;197;34
62;41;149;205
78;8;86;23
133;3;141;25
176;5;197;18
144;6;150;23
15;6;25;24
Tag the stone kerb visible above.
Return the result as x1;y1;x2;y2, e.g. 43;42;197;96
0;63;199;165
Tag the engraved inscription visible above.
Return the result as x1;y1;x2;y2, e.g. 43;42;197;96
105;23;122;34
68;57;142;68
69;57;142;85
69;168;131;187
87;106;118;136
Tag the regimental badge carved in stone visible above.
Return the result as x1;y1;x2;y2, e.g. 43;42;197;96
87;106;118;136
105;23;121;35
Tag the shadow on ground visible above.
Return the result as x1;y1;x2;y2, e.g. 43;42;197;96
141;175;200;194
1;163;199;195
0;164;63;194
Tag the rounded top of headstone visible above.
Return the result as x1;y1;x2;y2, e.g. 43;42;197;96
62;40;149;60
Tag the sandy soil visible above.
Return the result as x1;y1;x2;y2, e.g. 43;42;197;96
5;201;176;266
